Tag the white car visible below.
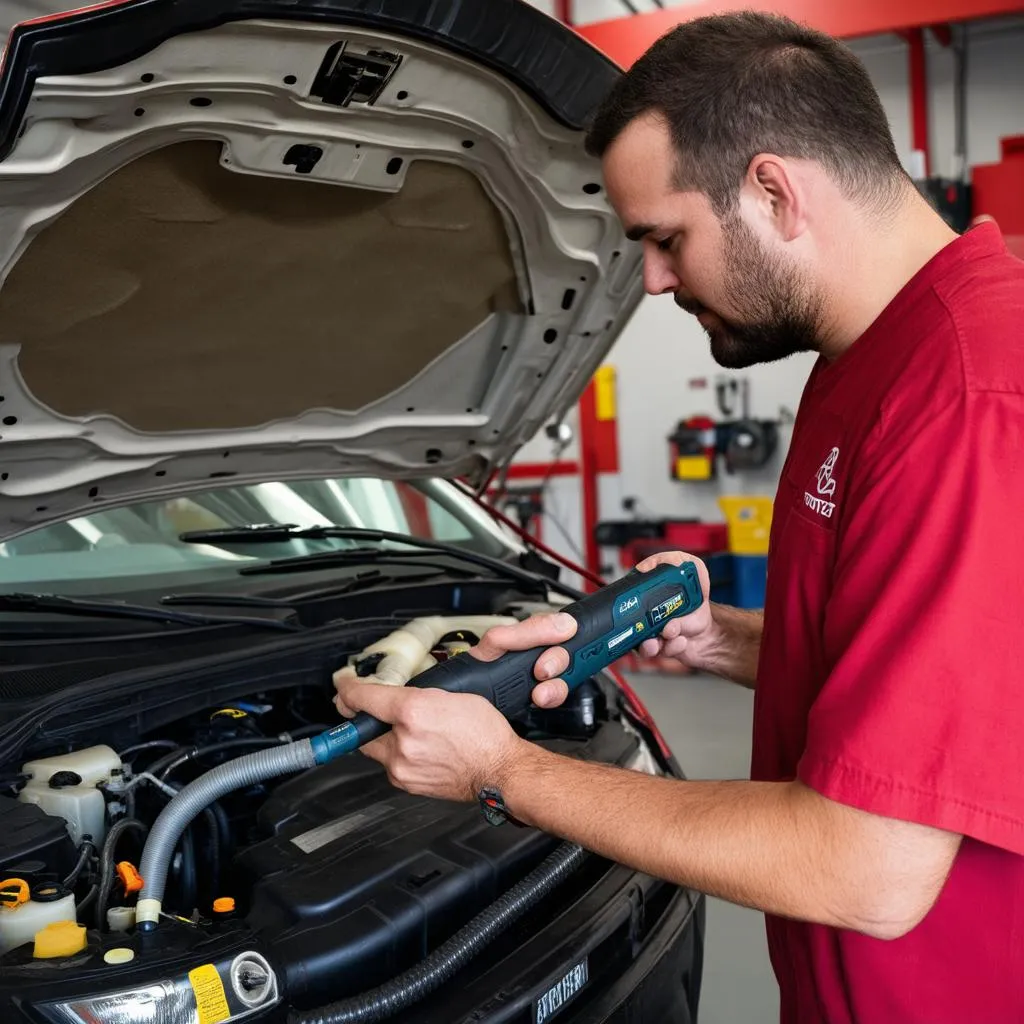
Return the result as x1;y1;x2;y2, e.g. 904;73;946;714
0;4;705;1023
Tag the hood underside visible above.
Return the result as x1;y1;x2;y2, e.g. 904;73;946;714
0;3;642;541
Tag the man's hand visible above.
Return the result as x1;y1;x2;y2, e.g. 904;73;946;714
467;551;716;711
333;673;525;803
633;551;763;689
469;611;579;711
632;551;715;666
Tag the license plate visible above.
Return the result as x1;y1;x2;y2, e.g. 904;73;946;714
534;956;590;1024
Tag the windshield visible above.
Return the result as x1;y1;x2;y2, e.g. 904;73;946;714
0;477;521;591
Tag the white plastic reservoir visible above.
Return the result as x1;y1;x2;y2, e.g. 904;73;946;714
0;880;77;955
18;745;123;846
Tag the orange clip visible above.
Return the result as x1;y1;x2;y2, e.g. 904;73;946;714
0;878;29;907
116;862;144;894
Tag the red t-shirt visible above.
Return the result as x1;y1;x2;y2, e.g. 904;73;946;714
753;222;1024;1024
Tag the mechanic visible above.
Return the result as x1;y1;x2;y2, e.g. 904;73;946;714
335;12;1024;1023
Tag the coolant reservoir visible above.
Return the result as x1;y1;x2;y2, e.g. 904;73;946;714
0;880;77;956
18;746;122;846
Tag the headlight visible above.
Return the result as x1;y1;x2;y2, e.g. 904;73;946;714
35;951;279;1024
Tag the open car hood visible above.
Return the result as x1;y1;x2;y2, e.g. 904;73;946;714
0;1;641;541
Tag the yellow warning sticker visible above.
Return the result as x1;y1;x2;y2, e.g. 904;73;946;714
189;964;231;1024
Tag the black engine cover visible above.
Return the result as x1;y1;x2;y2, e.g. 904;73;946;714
236;724;636;1009
0;795;77;883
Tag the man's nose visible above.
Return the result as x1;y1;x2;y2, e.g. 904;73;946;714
642;252;679;296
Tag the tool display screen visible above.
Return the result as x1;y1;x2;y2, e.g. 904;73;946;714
648;593;684;626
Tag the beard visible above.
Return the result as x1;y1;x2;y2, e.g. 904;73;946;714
677;217;825;369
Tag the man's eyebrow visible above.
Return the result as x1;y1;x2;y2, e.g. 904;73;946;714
625;225;655;242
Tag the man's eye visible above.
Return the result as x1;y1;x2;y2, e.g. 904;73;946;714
656;236;674;252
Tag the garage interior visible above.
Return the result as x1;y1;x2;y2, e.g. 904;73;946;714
0;0;1020;1021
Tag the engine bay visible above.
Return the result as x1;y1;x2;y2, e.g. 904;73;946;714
0;612;662;1018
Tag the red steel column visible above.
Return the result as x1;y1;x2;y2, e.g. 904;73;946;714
578;366;620;590
578;380;601;591
905;28;930;176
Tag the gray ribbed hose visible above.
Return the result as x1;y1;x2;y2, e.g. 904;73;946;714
289;841;587;1024
136;740;317;927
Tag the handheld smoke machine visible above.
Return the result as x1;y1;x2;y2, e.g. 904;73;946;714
135;562;703;928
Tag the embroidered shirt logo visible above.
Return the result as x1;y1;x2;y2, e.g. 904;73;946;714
805;447;839;518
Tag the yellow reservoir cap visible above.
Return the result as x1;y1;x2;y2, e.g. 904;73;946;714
212;897;235;914
34;920;87;959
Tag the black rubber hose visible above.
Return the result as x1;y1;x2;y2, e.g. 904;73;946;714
145;745;192;779
162;782;215;916
157;738;282;781
203;805;222;903
96;818;148;931
63;836;95;889
156;730;326;783
157;782;226;911
288;842;587;1024
178;828;197;917
119;740;180;761
76;883;98;918
210;800;232;861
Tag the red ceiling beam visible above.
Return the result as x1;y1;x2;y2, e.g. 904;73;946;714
575;0;1024;68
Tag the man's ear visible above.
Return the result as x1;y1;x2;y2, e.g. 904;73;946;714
744;154;805;241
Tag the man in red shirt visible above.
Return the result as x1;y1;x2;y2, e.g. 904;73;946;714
335;12;1024;1021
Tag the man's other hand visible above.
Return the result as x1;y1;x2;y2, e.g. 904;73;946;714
468;551;713;709
633;552;714;666
333;674;524;803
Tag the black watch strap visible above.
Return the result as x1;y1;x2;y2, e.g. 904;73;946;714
478;787;524;827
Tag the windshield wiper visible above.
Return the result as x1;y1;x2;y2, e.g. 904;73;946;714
178;525;548;591
0;592;300;632
158;568;450;609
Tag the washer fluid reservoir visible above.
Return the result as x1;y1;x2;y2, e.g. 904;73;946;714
18;746;122;846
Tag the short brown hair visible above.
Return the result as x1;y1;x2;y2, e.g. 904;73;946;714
585;11;906;214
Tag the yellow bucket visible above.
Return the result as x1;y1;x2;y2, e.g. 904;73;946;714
718;496;773;555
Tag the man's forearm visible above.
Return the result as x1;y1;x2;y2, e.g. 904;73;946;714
697;604;763;688
496;743;952;940
501;744;831;925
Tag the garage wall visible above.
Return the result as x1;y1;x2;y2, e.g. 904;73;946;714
515;8;1024;531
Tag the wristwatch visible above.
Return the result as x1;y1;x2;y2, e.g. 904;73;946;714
477;787;524;827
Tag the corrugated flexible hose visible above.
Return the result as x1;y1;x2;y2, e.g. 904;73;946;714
288;841;587;1024
137;741;317;922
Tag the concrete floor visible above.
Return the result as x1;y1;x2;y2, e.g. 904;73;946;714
625;671;780;1024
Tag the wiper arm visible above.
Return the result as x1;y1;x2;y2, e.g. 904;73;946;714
159;569;425;608
179;525;547;591
240;551;482;580
0;592;299;632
